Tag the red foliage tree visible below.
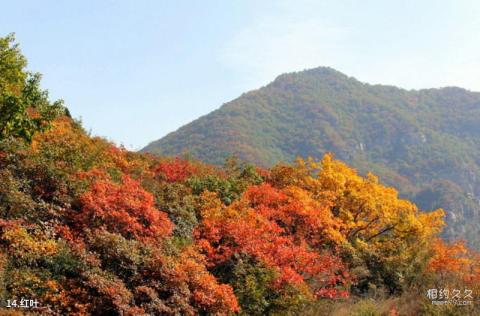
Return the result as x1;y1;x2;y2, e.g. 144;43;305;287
154;158;198;183
245;183;345;246
173;246;240;314
195;186;349;299
76;174;173;241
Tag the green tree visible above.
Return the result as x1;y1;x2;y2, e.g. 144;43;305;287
0;33;65;142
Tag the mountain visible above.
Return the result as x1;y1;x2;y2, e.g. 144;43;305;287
142;67;480;249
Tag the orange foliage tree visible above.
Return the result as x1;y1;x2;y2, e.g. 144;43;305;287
154;157;199;183
427;238;480;286
172;246;240;314
195;186;350;299
268;154;446;294
75;174;173;242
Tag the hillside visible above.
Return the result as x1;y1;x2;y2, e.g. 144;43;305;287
143;67;480;249
2;34;479;315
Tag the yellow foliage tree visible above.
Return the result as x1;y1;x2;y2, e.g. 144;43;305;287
269;153;445;293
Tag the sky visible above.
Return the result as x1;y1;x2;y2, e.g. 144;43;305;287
1;0;479;149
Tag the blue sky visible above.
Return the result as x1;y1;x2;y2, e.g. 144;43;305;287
1;1;479;149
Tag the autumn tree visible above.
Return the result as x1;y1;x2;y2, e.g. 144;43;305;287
154;157;199;183
269;154;445;294
75;174;173;242
427;238;480;286
195;188;350;311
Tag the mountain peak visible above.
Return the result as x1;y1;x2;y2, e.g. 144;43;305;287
142;68;480;249
272;66;351;83
267;66;361;93
143;68;480;166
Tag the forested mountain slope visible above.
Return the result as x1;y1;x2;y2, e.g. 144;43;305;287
2;34;479;315
143;67;480;248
